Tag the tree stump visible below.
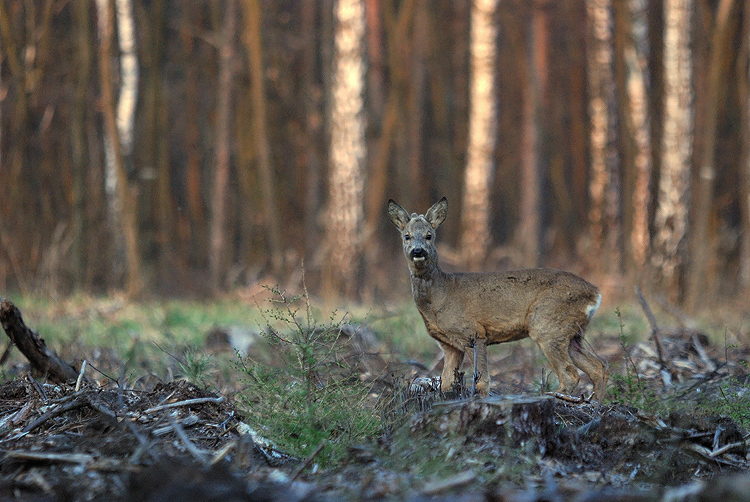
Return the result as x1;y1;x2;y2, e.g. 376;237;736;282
410;395;556;455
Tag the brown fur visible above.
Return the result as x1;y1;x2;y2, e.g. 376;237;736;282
388;197;608;401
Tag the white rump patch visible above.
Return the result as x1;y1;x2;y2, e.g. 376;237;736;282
586;292;602;319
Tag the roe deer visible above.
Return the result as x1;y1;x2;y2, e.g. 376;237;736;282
388;197;608;401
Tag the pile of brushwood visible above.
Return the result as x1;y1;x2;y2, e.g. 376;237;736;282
1;296;750;501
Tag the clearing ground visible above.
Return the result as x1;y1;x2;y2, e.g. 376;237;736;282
0;291;749;501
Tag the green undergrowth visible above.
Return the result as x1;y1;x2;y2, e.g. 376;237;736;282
234;285;383;467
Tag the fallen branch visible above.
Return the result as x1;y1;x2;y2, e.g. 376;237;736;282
22;398;88;433
710;440;746;458
635;287;677;384
290;439;326;481
0;299;80;383
547;392;590;404
421;471;476;495
143;396;225;414
168;415;209;464
3;451;95;464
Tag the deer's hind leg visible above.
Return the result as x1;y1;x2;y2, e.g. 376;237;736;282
569;334;609;402
530;330;581;396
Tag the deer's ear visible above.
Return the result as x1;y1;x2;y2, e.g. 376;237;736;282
425;197;448;229
388;199;411;230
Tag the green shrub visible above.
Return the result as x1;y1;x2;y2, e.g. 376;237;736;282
235;285;382;467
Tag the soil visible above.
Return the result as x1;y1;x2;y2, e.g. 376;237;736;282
0;303;750;500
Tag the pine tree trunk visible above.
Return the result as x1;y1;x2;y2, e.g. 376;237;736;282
323;0;367;299
518;0;549;268
209;0;237;292
586;0;620;272
624;0;653;269
742;0;750;289
96;0;142;297
71;0;92;287
460;0;499;271
242;0;283;277
652;0;693;301
687;0;735;310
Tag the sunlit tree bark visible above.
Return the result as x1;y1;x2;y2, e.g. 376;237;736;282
323;0;367;298
687;0;735;309
742;0;750;289
586;0;621;272
518;0;549;268
624;0;652;270
96;0;142;297
652;0;693;300
241;0;283;277
460;0;499;271
209;0;237;292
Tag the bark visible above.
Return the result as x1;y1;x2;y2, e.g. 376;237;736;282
742;1;750;289
148;0;171;285
114;0;138;165
96;0;142;297
623;0;653;269
209;0;237;292
460;0;499;271
518;0;549;267
586;0;620;272
70;2;92;286
652;0;693;301
242;0;283;277
408;2;428;211
323;0;367;299
410;395;556;456
687;0;735;310
302;0;323;260
0;299;79;383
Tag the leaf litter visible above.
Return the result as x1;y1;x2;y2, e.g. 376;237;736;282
0;299;749;500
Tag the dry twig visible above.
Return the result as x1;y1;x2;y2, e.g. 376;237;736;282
143;396;224;414
635;286;677;383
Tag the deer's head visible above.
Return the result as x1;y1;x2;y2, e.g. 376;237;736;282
388;197;447;274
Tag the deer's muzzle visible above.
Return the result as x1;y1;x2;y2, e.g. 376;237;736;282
410;248;428;262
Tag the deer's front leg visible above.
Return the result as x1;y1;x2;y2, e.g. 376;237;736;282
473;336;490;396
439;342;464;392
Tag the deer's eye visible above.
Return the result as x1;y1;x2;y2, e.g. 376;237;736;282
404;234;411;241
425;233;433;240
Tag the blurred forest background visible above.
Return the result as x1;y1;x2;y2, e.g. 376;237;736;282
0;0;747;311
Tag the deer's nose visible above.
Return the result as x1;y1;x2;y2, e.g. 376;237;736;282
410;248;428;259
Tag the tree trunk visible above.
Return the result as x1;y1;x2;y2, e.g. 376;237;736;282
209;0;237;293
302;0;323;262
96;0;142;297
460;0;499;271
71;0;92;287
586;0;620;273
652;0;693;302
687;0;735;310
623;0;653;270
742;0;750;289
518;0;549;267
323;0;367;299
408;1;428;211
147;0;171;287
241;0;283;278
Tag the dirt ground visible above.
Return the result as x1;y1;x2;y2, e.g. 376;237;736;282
1;302;750;500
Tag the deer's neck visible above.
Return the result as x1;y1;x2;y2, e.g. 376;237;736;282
409;263;445;309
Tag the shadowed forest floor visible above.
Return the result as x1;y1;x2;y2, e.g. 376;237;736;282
0;293;749;501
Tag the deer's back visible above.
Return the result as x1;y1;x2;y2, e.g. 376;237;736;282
418;267;600;346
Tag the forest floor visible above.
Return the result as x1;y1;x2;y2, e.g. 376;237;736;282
0;291;749;501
